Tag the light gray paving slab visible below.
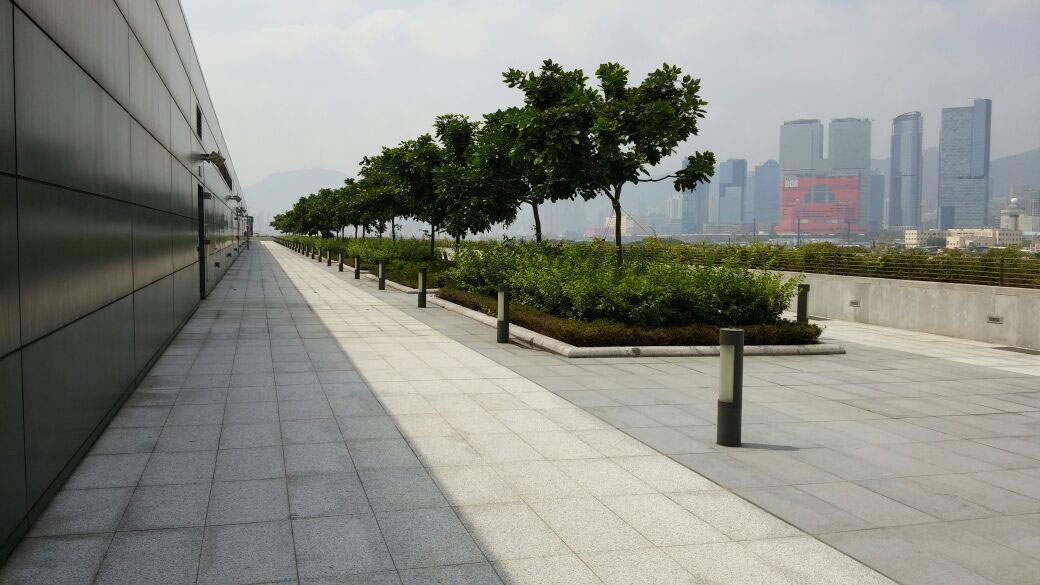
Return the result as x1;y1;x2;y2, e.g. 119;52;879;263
376;507;486;569
94;528;203;585
120;483;211;530
198;521;297;585
292;515;395;579
28;488;133;536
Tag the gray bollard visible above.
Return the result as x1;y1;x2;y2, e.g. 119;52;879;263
717;328;744;447
497;283;510;343
338;251;344;272
378;261;385;290
418;268;427;308
310;246;316;259
354;256;361;279
796;284;810;323
327;250;332;266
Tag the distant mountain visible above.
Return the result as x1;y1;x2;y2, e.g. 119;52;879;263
244;168;349;233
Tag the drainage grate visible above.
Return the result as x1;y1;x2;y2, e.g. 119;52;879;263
809;316;830;321
994;346;1040;355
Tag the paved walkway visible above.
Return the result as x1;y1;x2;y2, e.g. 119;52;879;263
391;261;1040;585
0;242;898;585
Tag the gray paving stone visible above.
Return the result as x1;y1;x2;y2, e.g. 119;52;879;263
120;482;211;530
65;453;151;489
141;451;217;485
337;415;402;440
197;520;296;584
736;485;877;534
581;547;695;585
90;427;160;455
360;467;448;512
208;478;289;525
285;442;354;476
282;418;344;444
224;401;280;424
292;515;395;579
0;534;111;585
456;502;570;561
156;424;222;452
820;529;998;585
220;422;283;449
376;507;485;569
29;488;133;536
427;465;520;506
493;555;601;585
94;528;203;585
529;497;651;553
399;563;503;584
215;446;285;481
288;473;370;518
347;438;421;470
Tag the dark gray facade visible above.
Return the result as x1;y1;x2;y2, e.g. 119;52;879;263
753;159;780;226
939;99;992;228
0;0;246;558
888;112;923;229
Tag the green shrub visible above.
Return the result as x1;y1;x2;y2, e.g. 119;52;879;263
437;286;821;346
448;239;800;327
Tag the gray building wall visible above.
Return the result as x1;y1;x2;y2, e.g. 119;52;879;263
0;0;246;559
939;99;992;228
888;112;924;228
753;159;780;226
779;119;824;174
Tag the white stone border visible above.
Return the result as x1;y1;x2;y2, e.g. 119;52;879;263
427;295;845;358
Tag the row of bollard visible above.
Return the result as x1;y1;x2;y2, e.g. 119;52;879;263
280;239;819;450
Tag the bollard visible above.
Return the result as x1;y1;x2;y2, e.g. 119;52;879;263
796;284;810;323
378;261;385;290
354;255;361;279
327;251;332;266
418;268;427;308
310;246;315;259
717;328;744;447
497;283;510;343
338;251;344;272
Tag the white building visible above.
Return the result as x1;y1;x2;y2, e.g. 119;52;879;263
904;228;946;248
946;228;1022;249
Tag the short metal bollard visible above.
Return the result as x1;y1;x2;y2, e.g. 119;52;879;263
497;283;510;343
326;251;332;266
354;255;361;279
796;284;810;323
717;328;744;447
338;251;344;272
378;261;385;290
417;268;427;308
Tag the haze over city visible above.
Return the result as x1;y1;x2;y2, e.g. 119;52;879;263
184;0;1040;189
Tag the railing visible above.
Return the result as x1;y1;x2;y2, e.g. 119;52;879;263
621;245;1040;289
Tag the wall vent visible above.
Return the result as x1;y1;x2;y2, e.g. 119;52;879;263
849;300;861;307
987;315;1003;324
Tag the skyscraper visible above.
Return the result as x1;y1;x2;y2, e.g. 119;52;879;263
716;159;747;224
753;160;780;225
828;118;871;172
888;112;924;228
779;119;824;174
938;99;992;228
869;173;885;234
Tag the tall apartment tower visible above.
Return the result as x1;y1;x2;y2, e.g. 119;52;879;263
753;160;780;225
888;112;924;228
779;119;824;174
938;99;992;228
828;118;872;227
716;159;747;224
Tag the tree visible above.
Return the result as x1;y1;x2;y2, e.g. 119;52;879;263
498;60;598;242
387;134;444;257
584;62;715;266
434;114;520;244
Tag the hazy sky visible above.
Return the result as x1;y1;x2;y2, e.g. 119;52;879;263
183;0;1040;188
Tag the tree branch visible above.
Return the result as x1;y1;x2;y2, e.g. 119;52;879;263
636;173;678;183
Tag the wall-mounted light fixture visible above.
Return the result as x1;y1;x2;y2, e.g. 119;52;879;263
199;151;226;167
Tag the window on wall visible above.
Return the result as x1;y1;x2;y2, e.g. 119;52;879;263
196;106;202;139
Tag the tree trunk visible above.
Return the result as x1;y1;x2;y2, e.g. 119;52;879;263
455;234;461;247
611;185;623;268
531;202;542;243
354;225;358;239
391;219;396;241
429;223;436;258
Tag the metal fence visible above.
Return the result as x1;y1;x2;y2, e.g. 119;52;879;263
621;246;1040;289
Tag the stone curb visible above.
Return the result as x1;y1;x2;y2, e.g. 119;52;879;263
428;295;846;358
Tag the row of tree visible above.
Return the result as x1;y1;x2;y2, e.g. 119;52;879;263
271;60;716;265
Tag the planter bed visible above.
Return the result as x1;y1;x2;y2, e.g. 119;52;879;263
434;286;841;358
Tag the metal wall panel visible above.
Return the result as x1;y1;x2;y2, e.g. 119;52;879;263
14;11;132;200
16;0;132;109
129;34;172;150
173;262;199;325
133;274;173;371
0;1;13;174
0;352;25;542
17;180;133;343
132;205;173;289
130;120;172;211
0;177;18;356
23;295;134;503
